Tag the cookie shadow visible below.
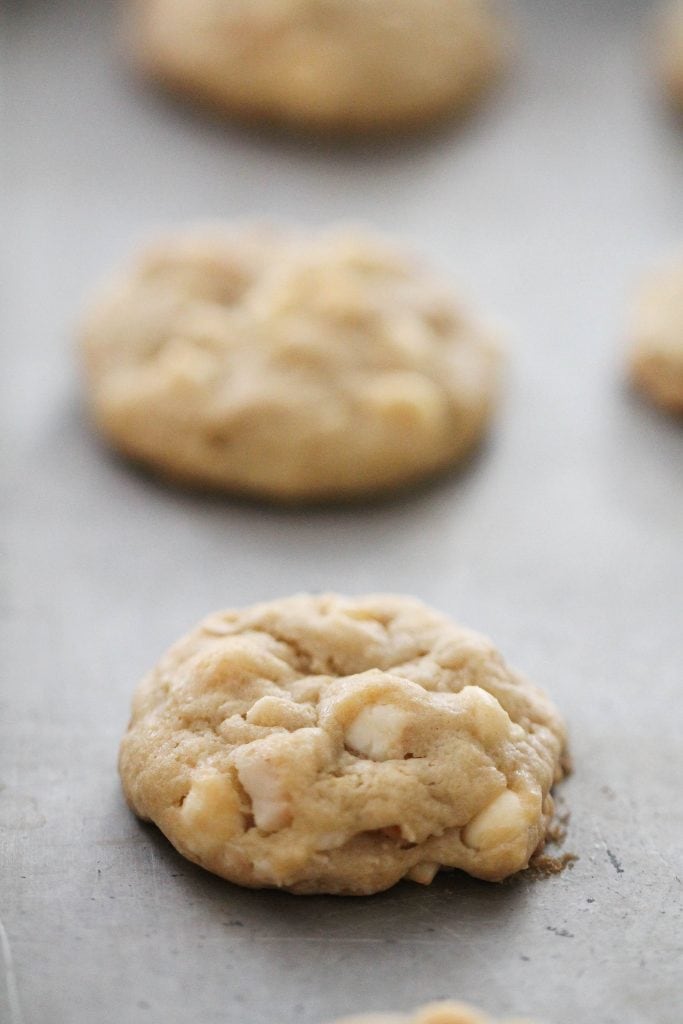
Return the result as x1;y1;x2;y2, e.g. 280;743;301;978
127;67;515;168
138;817;536;946
77;404;498;522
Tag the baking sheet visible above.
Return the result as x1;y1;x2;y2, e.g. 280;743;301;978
2;1;683;1022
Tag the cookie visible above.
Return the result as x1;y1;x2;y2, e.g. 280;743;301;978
119;594;567;895
330;1002;537;1024
81;226;501;502
629;258;683;414
129;0;506;133
660;2;683;107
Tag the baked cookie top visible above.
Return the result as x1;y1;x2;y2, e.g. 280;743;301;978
82;226;501;501
119;594;567;895
131;0;507;132
331;1001;537;1024
629;258;683;414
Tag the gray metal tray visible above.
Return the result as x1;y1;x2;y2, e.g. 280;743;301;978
2;1;682;1022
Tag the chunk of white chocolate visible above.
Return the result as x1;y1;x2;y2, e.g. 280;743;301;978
362;372;443;430
462;789;528;851
345;703;412;761
406;862;440;885
316;831;348;852
237;757;292;832
180;771;243;851
458;685;512;746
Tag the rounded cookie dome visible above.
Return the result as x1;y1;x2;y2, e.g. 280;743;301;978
119;594;567;895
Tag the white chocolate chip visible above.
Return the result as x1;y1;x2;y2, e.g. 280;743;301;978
462;789;528;851
406;862;440;885
345;703;412;761
237;757;292;832
316;832;348;851
362;372;443;430
458;686;512;746
180;771;243;852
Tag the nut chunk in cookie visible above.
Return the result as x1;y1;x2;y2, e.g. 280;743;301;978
330;1001;540;1024
80;224;501;503
629;257;683;415
119;594;567;895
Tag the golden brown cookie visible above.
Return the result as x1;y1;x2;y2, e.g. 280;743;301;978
81;225;501;502
330;1001;538;1024
629;257;683;414
119;594;567;895
129;0;507;133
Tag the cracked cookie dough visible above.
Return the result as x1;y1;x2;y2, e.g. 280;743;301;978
129;0;507;133
629;257;683;414
119;594;567;895
660;2;683;107
81;225;501;502
329;1002;538;1024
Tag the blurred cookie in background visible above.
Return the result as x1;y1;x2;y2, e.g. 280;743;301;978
659;2;683;107
629;256;683;415
80;224;502;503
330;1001;539;1024
128;0;508;134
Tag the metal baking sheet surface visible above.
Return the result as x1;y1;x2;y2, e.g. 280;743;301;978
2;1;682;1022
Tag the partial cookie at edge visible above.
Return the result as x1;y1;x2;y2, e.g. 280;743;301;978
660;2;683;107
629;257;683;414
329;1000;539;1024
